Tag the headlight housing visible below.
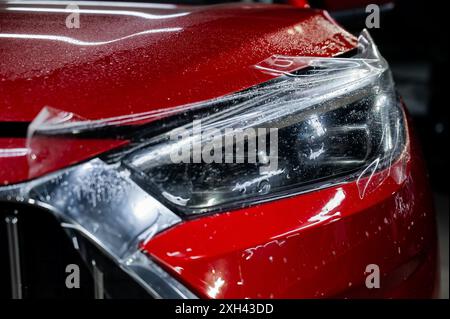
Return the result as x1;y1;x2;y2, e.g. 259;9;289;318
123;30;406;215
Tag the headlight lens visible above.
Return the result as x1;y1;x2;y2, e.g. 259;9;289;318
124;30;406;215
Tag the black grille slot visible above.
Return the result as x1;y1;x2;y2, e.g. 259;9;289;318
0;201;153;299
0;202;95;299
0;209;11;299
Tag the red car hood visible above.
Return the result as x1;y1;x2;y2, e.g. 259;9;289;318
0;1;356;185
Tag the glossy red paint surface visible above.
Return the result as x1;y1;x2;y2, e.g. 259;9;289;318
0;136;126;184
144;124;438;298
0;1;356;185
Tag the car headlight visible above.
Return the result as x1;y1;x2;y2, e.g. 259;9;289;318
123;29;406;215
0;30;406;298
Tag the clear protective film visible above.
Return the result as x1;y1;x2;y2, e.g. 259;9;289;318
0;30;409;298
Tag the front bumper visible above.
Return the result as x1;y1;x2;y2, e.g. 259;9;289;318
0;102;439;299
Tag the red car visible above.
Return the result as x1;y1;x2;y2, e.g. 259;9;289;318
0;1;439;299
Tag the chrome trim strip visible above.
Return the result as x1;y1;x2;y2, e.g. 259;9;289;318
5;216;23;299
92;260;104;299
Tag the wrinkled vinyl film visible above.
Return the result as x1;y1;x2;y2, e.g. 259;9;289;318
0;30;409;297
